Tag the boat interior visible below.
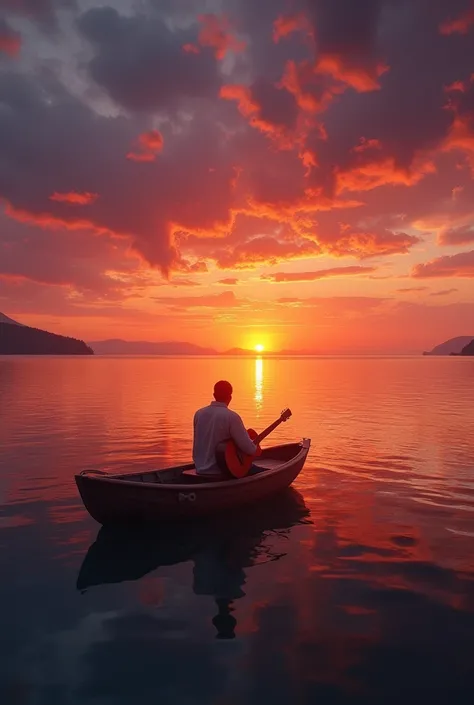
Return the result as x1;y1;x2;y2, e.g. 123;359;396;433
95;442;304;485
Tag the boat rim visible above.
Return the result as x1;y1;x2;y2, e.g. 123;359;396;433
76;438;311;490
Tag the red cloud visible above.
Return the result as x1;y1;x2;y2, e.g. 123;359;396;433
127;130;164;162
182;43;200;55
273;14;309;43
49;191;98;206
440;4;474;35
261;265;376;282
438;226;474;246
412;250;474;278
0;29;21;57
196;14;246;60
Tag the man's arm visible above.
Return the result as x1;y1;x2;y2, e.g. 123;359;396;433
229;412;258;456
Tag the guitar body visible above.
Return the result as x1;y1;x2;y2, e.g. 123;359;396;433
216;428;261;478
214;408;291;479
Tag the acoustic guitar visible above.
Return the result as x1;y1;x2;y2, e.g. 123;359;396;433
215;408;292;478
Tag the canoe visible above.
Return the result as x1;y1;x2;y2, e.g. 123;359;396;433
75;438;311;525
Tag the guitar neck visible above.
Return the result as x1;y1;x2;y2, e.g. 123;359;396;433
256;418;283;445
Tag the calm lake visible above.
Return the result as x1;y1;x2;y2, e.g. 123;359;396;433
1;355;474;704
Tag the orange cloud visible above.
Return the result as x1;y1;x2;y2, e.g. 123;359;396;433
197;14;246;60
412;250;474;278
279;59;343;114
319;225;420;259
315;54;389;92
336;153;436;193
261;265;376;282
217;277;239;285
273;14;309;43
397;286;428;293
49;191;98;206
213;234;322;269
440;5;474;35
154;290;239;309
220;83;296;147
127;129;164;162
430;288;458;296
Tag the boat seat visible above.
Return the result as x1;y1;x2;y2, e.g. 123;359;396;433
181;469;228;483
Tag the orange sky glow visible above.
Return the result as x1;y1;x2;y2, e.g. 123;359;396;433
1;1;474;353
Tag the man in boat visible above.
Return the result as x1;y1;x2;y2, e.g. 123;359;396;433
192;380;263;477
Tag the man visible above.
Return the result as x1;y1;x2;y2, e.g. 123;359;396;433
192;380;262;476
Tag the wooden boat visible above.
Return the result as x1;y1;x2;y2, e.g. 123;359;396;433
75;438;311;525
76;487;311;591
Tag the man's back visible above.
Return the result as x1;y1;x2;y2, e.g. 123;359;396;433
192;400;256;474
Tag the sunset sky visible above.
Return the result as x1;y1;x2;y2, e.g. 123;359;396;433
0;0;474;353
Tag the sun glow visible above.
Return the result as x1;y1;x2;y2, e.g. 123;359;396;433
255;344;264;353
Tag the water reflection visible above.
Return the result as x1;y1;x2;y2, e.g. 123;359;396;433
77;489;311;639
254;356;263;413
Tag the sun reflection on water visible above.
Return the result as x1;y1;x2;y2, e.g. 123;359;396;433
254;356;263;413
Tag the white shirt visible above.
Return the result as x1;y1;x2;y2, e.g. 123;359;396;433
192;401;257;474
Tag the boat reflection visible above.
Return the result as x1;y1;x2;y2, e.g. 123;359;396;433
77;488;311;638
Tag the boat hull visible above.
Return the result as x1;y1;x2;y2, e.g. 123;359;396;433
75;439;310;525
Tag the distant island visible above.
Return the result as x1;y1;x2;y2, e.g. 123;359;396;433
88;341;311;356
423;336;474;356
0;313;93;355
88;339;217;355
460;339;474;356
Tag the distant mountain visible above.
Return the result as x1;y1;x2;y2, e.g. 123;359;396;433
0;312;22;326
460;339;474;356
0;320;93;355
423;336;474;356
88;339;217;355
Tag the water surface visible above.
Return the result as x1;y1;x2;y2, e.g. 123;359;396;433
1;356;474;704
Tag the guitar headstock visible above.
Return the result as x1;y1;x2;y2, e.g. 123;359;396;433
280;408;292;422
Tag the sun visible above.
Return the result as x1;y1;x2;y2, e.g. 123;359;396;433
255;344;264;353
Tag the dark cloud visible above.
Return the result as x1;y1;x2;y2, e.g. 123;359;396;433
305;0;387;89
1;0;474;292
1;0;76;28
0;67;236;274
77;7;221;112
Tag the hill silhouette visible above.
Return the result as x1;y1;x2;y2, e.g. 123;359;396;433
461;339;474;356
0;314;93;355
0;312;22;326
423;336;474;356
88;339;217;355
